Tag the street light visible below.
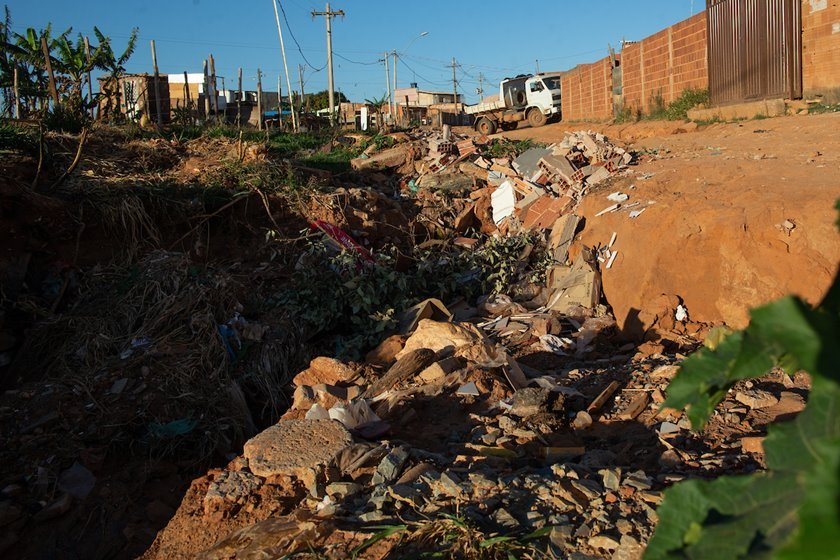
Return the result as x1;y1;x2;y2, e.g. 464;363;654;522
392;32;429;115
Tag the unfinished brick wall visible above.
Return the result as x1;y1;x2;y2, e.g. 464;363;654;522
621;12;709;113
561;57;614;121
802;0;840;97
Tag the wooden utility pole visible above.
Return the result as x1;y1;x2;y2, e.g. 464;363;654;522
13;66;20;118
151;40;163;126
84;36;94;118
237;67;243;129
256;68;263;131
40;36;59;107
183;71;193;124
202;59;211;120
312;3;344;126
272;0;298;132
209;54;220;122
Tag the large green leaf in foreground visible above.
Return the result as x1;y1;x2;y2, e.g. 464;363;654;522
646;376;840;559
646;243;840;560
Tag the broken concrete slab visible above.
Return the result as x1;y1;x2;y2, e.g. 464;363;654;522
243;420;353;488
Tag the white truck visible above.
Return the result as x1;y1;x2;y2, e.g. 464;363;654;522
465;73;562;135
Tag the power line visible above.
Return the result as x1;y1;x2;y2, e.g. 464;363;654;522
396;54;449;87
276;0;326;71
334;52;379;66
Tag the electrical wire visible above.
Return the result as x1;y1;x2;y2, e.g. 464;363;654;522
334;52;380;66
275;0;326;71
396;54;450;87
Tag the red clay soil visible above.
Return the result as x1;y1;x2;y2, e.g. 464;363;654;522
505;113;840;333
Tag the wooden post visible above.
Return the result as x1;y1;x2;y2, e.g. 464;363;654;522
256;68;263;131
40;36;59;107
83;36;95;118
277;75;283;129
13;66;20;118
202;60;211;121
183;71;194;124
298;64;306;113
404;95;410;127
150;40;163;126
209;54;220;123
237;67;243;129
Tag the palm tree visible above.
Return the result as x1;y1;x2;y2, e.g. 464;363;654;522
93;26;138;121
364;94;389;131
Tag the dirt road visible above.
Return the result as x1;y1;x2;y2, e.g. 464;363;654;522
504;114;840;332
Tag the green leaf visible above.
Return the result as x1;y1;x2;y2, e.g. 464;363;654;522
351;524;407;558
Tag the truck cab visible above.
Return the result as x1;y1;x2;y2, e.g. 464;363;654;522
500;74;562;127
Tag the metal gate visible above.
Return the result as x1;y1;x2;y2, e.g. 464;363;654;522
706;0;802;105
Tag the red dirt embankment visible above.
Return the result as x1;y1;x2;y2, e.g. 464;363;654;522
507;114;840;332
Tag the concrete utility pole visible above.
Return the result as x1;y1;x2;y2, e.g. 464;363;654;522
392;50;398;118
209;54;220;122
298;64;306;113
312;3;344;126
384;53;392;124
272;0;298;132
478;72;484;101
450;57;459;119
535;59;540;74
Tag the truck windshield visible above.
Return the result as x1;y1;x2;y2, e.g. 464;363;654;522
542;77;562;91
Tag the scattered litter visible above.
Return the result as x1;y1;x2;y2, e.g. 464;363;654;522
456;382;481;397
596;204;620;217
607;192;629;203
629;208;646;219
675;305;689;323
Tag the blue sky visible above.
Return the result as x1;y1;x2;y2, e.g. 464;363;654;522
6;0;701;102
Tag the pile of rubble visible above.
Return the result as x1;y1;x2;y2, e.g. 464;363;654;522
142;279;803;559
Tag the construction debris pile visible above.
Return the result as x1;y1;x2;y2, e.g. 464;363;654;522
145;301;805;559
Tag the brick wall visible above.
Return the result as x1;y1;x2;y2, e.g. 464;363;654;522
621;12;709;113
561;57;614;121
802;0;840;97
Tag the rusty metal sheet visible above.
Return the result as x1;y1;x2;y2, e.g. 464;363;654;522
706;0;802;105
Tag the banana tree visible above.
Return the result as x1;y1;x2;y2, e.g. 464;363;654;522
93;26;137;121
54;33;101;104
0;23;69;112
365;94;389;132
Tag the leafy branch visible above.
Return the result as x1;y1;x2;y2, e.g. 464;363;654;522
646;200;840;559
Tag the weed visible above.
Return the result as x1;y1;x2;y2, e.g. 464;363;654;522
0;122;38;155
484;138;544;160
278;233;547;359
664;88;709;120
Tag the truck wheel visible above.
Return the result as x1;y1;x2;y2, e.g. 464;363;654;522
527;108;547;128
500;122;517;131
476;117;497;136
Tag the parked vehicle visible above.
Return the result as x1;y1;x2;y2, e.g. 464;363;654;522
464;73;562;135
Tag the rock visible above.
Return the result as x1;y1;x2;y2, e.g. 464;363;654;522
350;144;410;171
204;470;264;514
418;356;464;383
764;391;807;421
396;462;435;485
58;462;97;500
510;388;551;418
613;535;644;560
589;535;620;552
498;415;516;432
293;357;356;387
372;447;409;485
396;319;482;360
599;468;621;492
33;493;73;522
734;389;779;410
740;436;765;454
572;411;593;430
243;420;353;489
365;335;406;367
326;482;362;500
